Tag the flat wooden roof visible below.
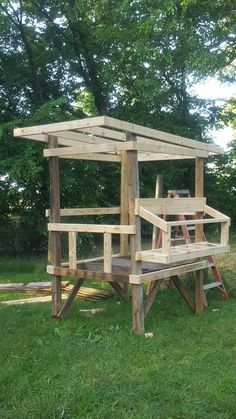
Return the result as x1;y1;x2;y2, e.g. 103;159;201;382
14;116;223;162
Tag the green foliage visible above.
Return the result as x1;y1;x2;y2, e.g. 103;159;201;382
0;0;235;239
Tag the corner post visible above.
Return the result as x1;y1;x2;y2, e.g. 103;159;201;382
195;157;204;313
119;149;129;300
48;135;61;317
126;132;144;333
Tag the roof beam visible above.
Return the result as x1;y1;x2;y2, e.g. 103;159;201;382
103;116;223;154
13;116;105;137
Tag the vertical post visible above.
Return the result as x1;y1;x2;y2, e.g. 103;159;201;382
152;175;163;248
104;233;112;273
120;151;129;255
195;157;204;313
195;157;204;242
69;232;77;269
48;135;61;317
127;132;144;333
119;150;129;299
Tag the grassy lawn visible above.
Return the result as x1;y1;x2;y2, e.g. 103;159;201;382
0;239;236;418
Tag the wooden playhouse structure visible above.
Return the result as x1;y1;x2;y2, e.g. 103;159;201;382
14;116;230;333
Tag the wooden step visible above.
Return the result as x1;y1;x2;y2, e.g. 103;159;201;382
203;281;223;291
136;242;230;264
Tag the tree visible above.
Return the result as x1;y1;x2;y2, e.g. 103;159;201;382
0;0;235;245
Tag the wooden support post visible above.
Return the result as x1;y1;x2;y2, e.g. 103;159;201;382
172;276;195;312
69;232;77;269
195;157;204;242
119;145;130;300
144;280;162;317
195;157;205;311
195;270;204;314
127;132;144;333
104;233;112;273
152;174;163;248
48;135;61;317
57;278;85;317
120;151;129;255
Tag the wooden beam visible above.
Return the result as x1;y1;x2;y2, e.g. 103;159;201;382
136;198;206;215
144;280;162;317
57;278;85;317
138;153;194;161
69;232;77;269
104;233;112;273
43;142;134;158
129;260;209;285
138;206;168;232
152;175;163;249
108;281;129;301
46;207;121;217
82;126;126;141
48;223;135;234
167;217;228;227
48;135;61;317
14;116;105;137
172;276;195;312
46;265;129;283
59;153;121;162
162;227;171;256
119;148;129;299
103;116;223;154
126;132;144;333
195;157;204;242
195;270;204;314
136;139;208;158
120;151;129;255
204;205;230;220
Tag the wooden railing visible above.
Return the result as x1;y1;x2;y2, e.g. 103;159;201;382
135;198;230;263
48;221;135;273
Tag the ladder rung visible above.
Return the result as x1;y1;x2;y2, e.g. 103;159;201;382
203;281;222;291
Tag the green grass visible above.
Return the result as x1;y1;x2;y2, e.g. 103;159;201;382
0;239;236;418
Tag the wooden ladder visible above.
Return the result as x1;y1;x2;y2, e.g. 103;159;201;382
154;189;228;300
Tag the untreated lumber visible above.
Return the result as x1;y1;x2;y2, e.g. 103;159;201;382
47;265;129;283
48;135;61;317
43;141;134;157
136;198;206;215
108;281;129;301
195;270;204;314
144;280;163;317
129;260;209;284
14;116;105;137
48;223;135;235
46;207;120;217
127;131;144;333
102;116;223;155
172;276;195;312
57;278;85;317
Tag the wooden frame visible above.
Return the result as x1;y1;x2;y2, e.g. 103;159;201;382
13;116;230;333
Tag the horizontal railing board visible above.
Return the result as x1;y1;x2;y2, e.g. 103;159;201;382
136;197;206;215
46;207;121;217
129;260;209;284
48;223;135;234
